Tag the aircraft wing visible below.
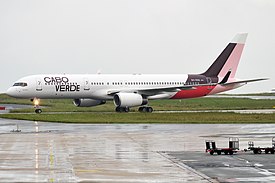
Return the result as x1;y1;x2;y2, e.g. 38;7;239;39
138;83;218;95
221;78;269;86
107;78;267;96
107;83;218;96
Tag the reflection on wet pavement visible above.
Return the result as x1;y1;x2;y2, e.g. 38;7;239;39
0;118;275;182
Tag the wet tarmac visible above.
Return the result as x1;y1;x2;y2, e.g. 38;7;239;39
165;151;275;182
166;152;275;182
0;104;32;114
0;118;275;182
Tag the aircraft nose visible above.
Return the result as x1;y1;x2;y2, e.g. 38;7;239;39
6;87;18;97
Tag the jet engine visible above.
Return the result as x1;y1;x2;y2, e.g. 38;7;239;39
73;99;106;107
114;93;148;107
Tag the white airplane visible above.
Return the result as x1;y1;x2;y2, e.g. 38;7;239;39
6;33;267;113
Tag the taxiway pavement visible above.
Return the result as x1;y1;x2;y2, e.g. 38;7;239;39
0;118;275;182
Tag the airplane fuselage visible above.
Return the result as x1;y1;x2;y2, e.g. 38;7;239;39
7;74;234;100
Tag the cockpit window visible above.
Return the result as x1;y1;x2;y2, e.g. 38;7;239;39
13;82;27;87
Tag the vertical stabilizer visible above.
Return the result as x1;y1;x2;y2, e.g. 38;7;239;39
202;33;248;80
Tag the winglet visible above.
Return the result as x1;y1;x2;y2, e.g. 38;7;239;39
231;33;248;44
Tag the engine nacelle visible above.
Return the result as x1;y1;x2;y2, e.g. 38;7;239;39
114;93;148;107
73;99;106;107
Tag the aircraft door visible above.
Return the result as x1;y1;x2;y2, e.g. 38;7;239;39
84;78;90;90
36;78;42;91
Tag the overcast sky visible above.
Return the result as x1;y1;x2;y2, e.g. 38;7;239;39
0;0;274;94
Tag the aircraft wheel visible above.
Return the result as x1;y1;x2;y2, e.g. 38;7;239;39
138;107;146;112
115;107;122;112
138;107;144;112
35;109;42;114
142;107;147;112
124;107;130;112
116;107;129;113
146;107;153;113
139;107;153;113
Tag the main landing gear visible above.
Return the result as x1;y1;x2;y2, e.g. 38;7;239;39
115;106;130;112
138;106;153;113
31;98;42;114
115;106;154;113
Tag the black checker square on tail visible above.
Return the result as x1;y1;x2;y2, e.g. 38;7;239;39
202;43;237;77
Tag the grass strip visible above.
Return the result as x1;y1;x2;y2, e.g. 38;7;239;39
1;112;275;123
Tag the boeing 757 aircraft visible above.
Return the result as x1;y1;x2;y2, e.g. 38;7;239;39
6;33;267;113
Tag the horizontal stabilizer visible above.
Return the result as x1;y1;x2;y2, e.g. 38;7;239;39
221;78;269;86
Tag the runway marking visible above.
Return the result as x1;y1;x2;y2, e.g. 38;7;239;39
48;139;55;183
181;159;198;162
75;169;102;173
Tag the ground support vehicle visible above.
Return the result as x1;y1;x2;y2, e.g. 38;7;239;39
205;138;239;155
245;137;275;154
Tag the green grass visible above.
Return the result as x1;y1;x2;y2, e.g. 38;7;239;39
1;112;275;123
0;93;275;123
0;94;34;105
1;94;274;113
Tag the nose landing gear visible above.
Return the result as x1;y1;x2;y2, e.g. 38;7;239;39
32;98;42;114
35;108;42;114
